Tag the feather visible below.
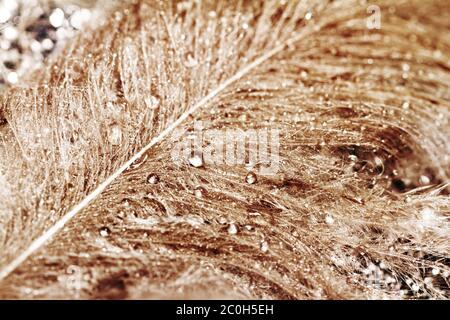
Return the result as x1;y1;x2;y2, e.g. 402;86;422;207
0;0;449;299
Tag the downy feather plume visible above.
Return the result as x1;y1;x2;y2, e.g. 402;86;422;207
0;0;449;299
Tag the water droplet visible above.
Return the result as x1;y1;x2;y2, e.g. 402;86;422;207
325;215;334;225
419;175;430;185
411;283;420;292
218;217;227;225
121;198;130;207
6;72;18;84
305;11;313;20
194;186;205;198
49;8;65;28
239;114;248;121
185;53;198;68
145;95;159;109
108;124;122;145
260;241;269;253
421;208;435;221
188;154;203;168
70;8;92;29
147;173;159;184
245;172;257;184
374;156;383;167
401;101;410;110
99;226;111;237
402;63;410;72
66;265;81;275
227;223;238;235
42;38;54;51
4;26;18;41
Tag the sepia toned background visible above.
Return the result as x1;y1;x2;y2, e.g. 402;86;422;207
0;0;448;299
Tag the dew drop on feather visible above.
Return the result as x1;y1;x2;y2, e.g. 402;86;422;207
325;215;335;225
121;198;130;207
6;71;18;84
194;186;205;198
189;154;203;168
49;8;65;28
419;175;430;185
184;53;198;68
147;173;159;184
411;284;420;292
260;241;269;253
245;172;257;184
99;226;111;237
431;268;440;276
402;101;410;110
402;63;410;72
421;207;435;221
374;156;383;167
218;217;227;225
145;95;159;109
305;11;313;20
227;223;238;235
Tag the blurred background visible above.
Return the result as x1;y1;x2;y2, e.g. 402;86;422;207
0;0;112;89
